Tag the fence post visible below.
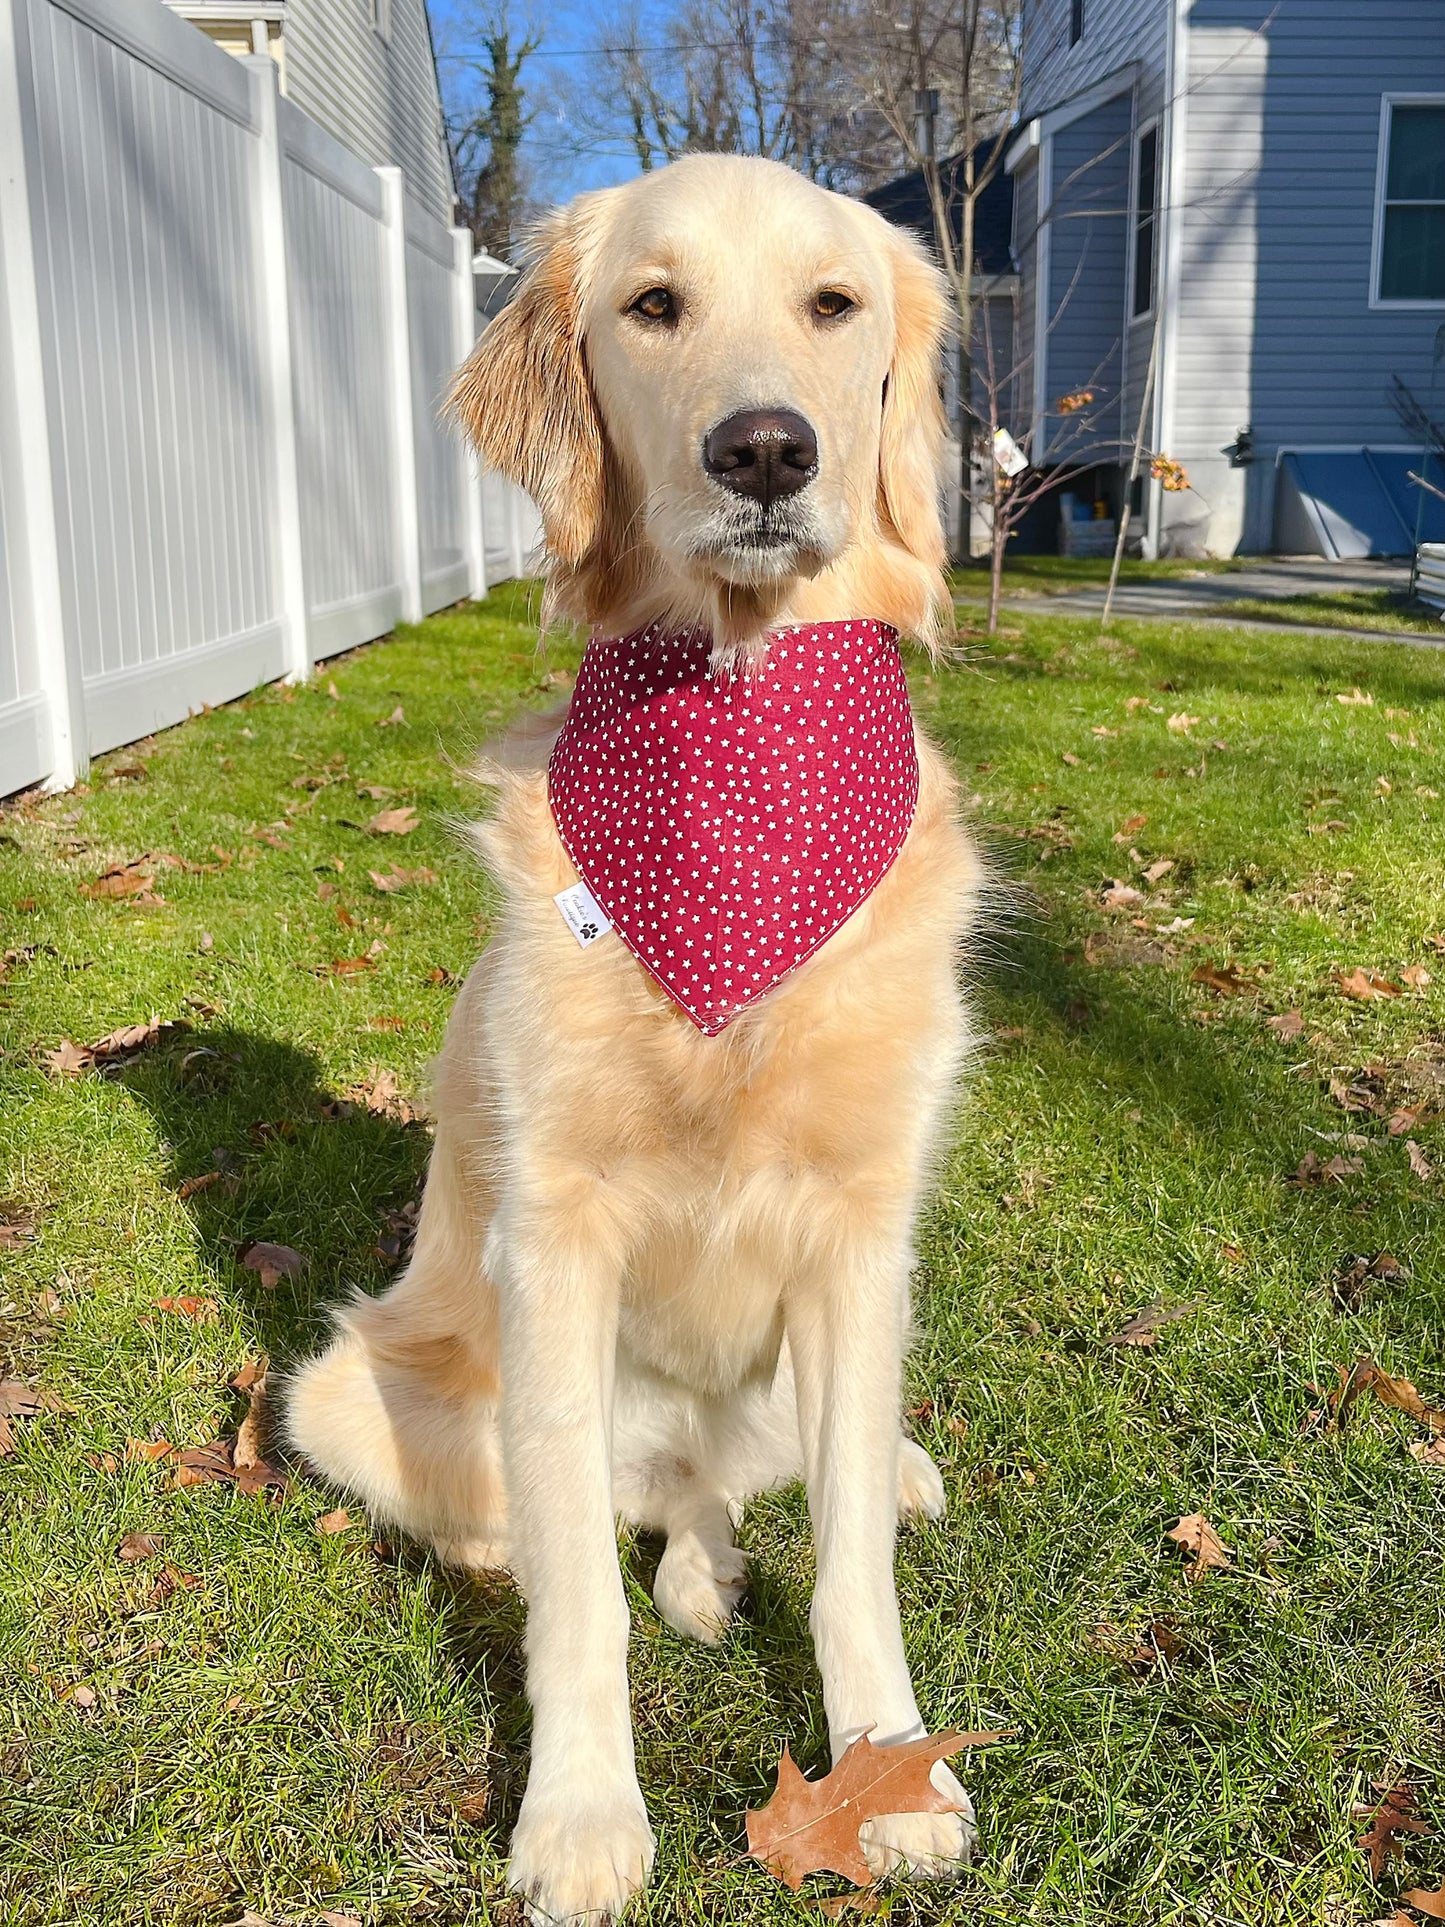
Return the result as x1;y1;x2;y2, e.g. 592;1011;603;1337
378;167;423;624
0;0;85;789
244;55;309;681
451;227;488;603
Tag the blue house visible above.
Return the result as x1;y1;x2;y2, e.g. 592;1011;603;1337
1006;0;1445;557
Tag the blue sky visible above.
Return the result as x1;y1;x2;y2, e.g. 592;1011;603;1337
428;1;651;202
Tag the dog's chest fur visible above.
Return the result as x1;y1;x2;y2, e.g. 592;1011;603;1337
475;729;984;1400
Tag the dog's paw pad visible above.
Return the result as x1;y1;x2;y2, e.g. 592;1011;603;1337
508;1789;654;1924
897;1438;947;1522
653;1536;747;1644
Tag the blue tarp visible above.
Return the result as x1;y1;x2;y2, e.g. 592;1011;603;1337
1278;449;1445;557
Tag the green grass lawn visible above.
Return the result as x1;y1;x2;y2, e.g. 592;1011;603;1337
3;585;1444;1927
953;557;1445;638
1202;590;1445;640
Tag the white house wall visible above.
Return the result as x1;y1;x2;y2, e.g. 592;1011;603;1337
281;0;454;224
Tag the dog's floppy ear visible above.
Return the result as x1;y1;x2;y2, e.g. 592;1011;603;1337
449;207;603;567
877;224;951;571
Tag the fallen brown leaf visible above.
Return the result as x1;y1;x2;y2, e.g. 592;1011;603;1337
1166;1513;1232;1580
349;1068;421;1125
1141;857;1175;884
0;1380;65;1457
1166;712;1200;734
366;806;418;836
118;1533;164;1563
1337;967;1402;1001
152;1296;219;1324
1401;965;1433;989
1336;687;1375;706
316;1508;355;1535
1404;1888;1445;1921
1117;812;1149;835
1267;1011;1305;1040
1406;1139;1434;1181
1105;1301;1197;1348
238;1241;307;1290
126;1437;175;1463
1357;1782;1430;1878
375;705;406;727
1102;880;1144;909
1192;961;1247;997
1289;1150;1364;1187
168;1441;236;1490
368;865;439;893
230;1357;268;1394
1409;1436;1445;1466
746;1729;1002;1890
1061;751;1082;767
0;1208;37;1250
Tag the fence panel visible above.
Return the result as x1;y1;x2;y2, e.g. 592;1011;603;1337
0;0;537;798
23;0;285;754
406;200;470;612
279;101;404;662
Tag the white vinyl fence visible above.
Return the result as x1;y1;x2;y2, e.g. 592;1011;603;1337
0;0;538;796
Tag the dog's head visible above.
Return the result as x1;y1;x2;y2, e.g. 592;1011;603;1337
451;154;952;655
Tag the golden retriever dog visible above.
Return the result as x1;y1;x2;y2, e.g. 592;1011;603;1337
286;153;983;1924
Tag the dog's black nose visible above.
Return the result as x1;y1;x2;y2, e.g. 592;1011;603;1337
703;408;818;505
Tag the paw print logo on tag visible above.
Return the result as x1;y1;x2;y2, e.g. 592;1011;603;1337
554;881;612;949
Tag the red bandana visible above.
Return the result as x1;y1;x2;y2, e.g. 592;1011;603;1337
547;619;918;1035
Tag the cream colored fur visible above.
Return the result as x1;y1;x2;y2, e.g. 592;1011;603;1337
286;153;984;1926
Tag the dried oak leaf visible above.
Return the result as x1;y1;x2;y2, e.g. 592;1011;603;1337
1289;1150;1364;1187
238;1241;307;1290
0;1208;37;1250
1401;965;1433;990
152;1296;219;1324
1192;962;1247;997
366;806;418;836
169;1441;234;1490
1105;1301;1198;1348
1406;1140;1434;1181
0;1380;66;1457
118;1533;164;1563
316;1508;355;1535
1338;967;1402;1001
1357;1782;1430;1878
1409;1436;1445;1466
368;865;438;894
1166;1513;1232;1580
1267;1011;1305;1040
746;1730;1000;1891
1405;1888;1445;1920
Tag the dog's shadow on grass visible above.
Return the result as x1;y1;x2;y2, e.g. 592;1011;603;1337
114;1023;824;1847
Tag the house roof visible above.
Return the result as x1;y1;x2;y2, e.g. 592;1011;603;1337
863;139;1015;277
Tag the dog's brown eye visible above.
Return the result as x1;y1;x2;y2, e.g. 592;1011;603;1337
630;287;677;324
813;289;856;320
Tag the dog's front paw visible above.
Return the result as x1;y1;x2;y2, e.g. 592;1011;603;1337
859;1759;976;1880
508;1783;655;1924
897;1438;946;1522
653;1534;748;1644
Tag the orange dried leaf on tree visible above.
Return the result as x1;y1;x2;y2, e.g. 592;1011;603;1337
746;1730;1001;1891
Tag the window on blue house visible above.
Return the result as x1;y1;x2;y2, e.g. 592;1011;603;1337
1376;101;1445;302
1132;125;1159;318
1070;0;1085;44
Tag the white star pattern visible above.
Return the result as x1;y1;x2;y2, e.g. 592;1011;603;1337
547;620;919;1035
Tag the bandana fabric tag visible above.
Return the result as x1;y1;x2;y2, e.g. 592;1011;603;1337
553;880;613;947
547;619;918;1034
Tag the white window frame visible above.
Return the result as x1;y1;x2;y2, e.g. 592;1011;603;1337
1369;93;1445;311
1128;117;1160;323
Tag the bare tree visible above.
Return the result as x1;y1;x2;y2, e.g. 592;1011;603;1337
447;4;542;258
